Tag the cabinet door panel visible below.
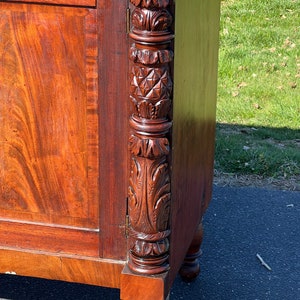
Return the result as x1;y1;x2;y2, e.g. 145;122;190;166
0;4;100;255
0;0;96;8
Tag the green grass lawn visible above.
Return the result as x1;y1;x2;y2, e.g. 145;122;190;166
215;0;300;182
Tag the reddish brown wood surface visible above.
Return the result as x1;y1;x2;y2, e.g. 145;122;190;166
5;0;96;8
168;0;220;287
0;0;220;297
121;266;169;300
126;0;174;276
0;248;124;288
0;4;99;226
0;220;99;256
0;0;129;258
97;0;128;260
179;222;203;281
0;0;130;287
0;4;102;255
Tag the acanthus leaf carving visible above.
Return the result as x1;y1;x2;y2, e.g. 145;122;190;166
128;156;170;234
132;8;172;32
130;46;173;65
128;0;174;275
130;0;170;9
129;135;170;159
130;97;171;120
131;237;169;257
153;193;171;232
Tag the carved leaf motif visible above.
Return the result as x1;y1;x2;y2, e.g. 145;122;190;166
151;10;172;31
150;161;170;231
129;135;170;158
130;0;142;6
130;46;174;65
132;9;172;31
153;193;170;232
128;0;172;274
130;0;170;9
128;157;170;233
153;99;172;119
138;99;171;119
157;49;173;64
130;96;171;119
128;158;142;228
132;9;151;31
133;240;152;256
132;238;169;257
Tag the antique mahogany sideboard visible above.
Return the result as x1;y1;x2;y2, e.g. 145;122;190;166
0;0;220;299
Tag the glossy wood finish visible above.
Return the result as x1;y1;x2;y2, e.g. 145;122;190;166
1;0;128;260
0;0;220;298
169;0;220;287
6;0;96;7
0;248;124;288
0;4;100;255
0;220;99;256
127;0;174;275
121;266;169;300
97;0;128;261
179;222;204;281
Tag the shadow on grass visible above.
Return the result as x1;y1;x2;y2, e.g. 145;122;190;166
215;123;300;178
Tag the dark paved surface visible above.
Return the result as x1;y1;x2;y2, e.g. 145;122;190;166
0;186;299;299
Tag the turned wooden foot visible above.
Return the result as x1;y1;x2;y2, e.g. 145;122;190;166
179;222;204;281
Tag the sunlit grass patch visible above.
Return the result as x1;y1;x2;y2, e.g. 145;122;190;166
215;0;300;182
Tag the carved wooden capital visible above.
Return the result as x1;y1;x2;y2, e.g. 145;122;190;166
131;8;172;32
128;0;174;275
130;0;170;9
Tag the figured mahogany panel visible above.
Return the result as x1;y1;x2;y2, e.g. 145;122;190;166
0;248;124;288
1;0;96;8
0;4;100;254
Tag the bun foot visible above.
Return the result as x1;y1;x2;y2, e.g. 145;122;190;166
179;222;204;281
179;249;201;281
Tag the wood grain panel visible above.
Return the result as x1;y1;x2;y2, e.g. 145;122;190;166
97;0;128;259
0;248;124;288
1;0;96;8
0;4;100;252
0;220;99;256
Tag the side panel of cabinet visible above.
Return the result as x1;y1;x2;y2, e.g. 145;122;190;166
0;4;100;256
169;0;220;285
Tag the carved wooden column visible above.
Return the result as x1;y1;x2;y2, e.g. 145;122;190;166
127;0;174;275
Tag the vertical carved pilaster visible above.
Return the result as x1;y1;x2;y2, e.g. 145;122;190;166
128;0;174;275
